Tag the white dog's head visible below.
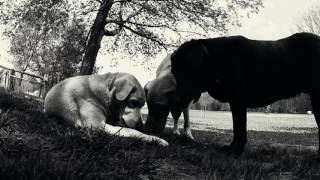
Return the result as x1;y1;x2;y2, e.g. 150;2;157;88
110;74;146;131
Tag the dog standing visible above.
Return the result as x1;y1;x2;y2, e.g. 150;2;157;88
144;54;194;140
171;32;320;155
44;72;168;146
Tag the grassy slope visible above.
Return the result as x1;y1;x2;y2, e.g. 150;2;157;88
1;90;320;179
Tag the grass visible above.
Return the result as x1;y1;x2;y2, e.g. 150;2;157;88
1;88;320;179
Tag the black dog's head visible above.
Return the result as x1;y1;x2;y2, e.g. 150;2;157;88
171;39;208;108
144;73;185;134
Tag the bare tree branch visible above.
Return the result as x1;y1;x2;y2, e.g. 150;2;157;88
107;20;209;38
114;0;132;3
124;0;148;21
120;22;168;48
94;0;103;4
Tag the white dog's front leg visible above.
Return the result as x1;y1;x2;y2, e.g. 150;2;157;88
102;122;169;146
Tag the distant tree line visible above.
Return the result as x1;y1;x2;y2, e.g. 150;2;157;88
190;93;312;114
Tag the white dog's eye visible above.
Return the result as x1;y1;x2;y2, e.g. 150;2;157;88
128;100;138;108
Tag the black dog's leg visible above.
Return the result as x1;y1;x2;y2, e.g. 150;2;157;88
223;102;247;155
310;93;320;159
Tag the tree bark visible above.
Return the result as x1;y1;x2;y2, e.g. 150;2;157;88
79;0;113;75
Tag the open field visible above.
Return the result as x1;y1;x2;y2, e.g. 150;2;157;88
143;108;317;133
1;96;320;180
143;109;319;153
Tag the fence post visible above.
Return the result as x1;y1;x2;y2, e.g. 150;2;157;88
4;71;8;89
9;70;15;91
43;81;47;98
19;73;23;86
42;74;48;98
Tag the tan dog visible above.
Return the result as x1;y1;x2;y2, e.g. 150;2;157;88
144;54;194;140
44;72;168;146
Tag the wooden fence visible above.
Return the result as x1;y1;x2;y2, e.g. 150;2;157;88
0;65;47;99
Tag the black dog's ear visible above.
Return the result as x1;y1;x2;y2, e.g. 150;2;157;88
114;77;135;101
185;39;209;70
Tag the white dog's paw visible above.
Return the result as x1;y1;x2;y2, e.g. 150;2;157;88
153;136;169;146
182;128;195;141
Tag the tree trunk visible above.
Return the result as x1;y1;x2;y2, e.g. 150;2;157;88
79;0;113;75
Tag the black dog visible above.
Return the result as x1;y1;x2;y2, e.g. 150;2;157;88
171;32;320;155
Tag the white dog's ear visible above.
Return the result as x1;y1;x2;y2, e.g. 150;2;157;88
114;77;135;101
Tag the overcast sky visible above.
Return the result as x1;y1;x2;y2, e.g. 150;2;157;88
1;0;319;86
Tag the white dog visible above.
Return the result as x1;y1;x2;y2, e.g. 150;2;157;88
44;72;168;146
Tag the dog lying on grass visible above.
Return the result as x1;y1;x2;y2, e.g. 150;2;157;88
44;73;168;146
171;32;320;155
144;54;195;140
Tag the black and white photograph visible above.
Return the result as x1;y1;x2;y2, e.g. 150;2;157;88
1;0;320;179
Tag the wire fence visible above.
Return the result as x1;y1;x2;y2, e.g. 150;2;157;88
0;65;47;99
